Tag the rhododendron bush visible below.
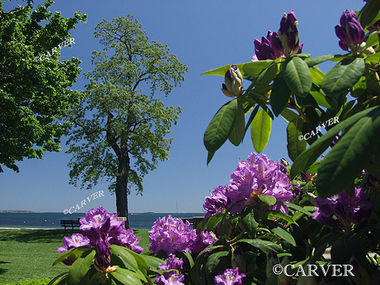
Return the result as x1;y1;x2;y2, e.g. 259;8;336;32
51;1;380;284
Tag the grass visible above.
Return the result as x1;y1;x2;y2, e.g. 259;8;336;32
0;229;150;285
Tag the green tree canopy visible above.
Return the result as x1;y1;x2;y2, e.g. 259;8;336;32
0;0;87;172
67;15;187;227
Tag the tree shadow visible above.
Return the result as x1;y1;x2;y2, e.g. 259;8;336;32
0;229;79;243
0;261;10;275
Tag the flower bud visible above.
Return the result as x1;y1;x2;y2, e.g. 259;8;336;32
335;10;365;51
278;10;301;56
253;31;284;60
94;240;111;270
221;65;243;97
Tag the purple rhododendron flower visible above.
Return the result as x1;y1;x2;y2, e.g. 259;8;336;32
253;31;284;60
225;152;293;214
149;215;197;255
94;239;111;270
215;268;246;285
278;10;301;56
191;230;218;254
57;207;142;268
158;254;184;271
156;272;185;285
109;228;143;253
56;233;90;265
79;206;142;254
335;10;365;51
56;233;90;253
312;187;372;228
203;185;228;218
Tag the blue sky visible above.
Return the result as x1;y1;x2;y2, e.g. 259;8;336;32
0;0;363;213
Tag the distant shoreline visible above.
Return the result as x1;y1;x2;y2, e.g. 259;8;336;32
0;210;40;213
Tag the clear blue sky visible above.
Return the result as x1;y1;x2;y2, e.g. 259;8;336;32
0;0;362;213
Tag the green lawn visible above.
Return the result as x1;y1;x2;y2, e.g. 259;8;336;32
0;229;150;285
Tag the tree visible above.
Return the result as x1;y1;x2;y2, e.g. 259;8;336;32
0;0;87;172
67;15;187;228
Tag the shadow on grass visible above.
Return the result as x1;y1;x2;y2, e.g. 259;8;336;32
0;230;79;243
0;261;9;275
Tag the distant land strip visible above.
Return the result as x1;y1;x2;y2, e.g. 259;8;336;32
0;210;40;213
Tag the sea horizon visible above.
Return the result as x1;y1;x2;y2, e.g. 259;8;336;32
0;212;204;230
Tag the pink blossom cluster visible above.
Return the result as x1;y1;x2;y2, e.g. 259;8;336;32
149;215;217;255
204;152;293;217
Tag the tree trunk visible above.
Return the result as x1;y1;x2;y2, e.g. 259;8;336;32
115;153;130;228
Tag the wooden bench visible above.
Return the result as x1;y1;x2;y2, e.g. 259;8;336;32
60;219;81;230
182;216;204;230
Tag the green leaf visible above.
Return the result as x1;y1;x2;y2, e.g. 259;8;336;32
201;60;273;77
306;161;320;174
242;60;276;78
205;214;223;231
267;211;297;226
305;55;334;67
69;250;95;284
270;74;291;116
283;57;312;96
110;245;149;275
202;64;232;76
359;0;380;28
53;247;91;266
251;109;272;153
241;211;259;236
48;272;69;285
205;251;229;277
237;238;282;254
110;244;138;271
228;100;245;146
322;57;365;97
290;106;380;177
284;202;313;217
309;66;325;85
293;53;311;59
110;267;143;285
245;87;274;119
140;255;164;269
365;31;380;48
258;194;276;206
244;105;259;136
317;109;380;197
280;108;298;123
181;251;195;268
287;118;307;161
366;52;380;64
272;227;296;247
254;63;279;87
207;151;215;165
309;90;333;109
204;99;237;152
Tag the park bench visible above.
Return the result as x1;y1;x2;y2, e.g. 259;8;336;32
182;216;204;230
60;219;81;230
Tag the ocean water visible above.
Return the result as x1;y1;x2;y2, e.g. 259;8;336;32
0;212;203;229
